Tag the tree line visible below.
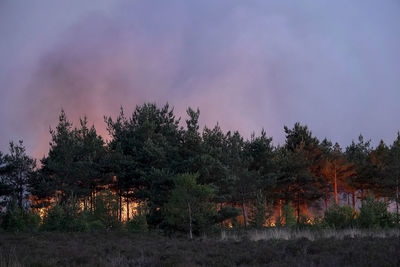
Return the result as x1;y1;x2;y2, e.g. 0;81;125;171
1;103;400;234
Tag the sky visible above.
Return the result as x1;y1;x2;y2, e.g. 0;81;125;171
1;0;400;158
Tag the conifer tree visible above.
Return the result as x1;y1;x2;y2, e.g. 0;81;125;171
320;142;353;205
165;173;215;239
345;135;373;205
0;141;36;209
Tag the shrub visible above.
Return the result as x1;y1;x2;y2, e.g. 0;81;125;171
41;201;88;232
126;215;147;232
357;196;394;228
214;206;241;227
324;205;356;229
276;203;296;228
249;191;273;228
87;220;106;231
0;201;40;232
91;190;121;230
24;211;41;231
164;173;216;237
1;204;25;232
126;202;148;232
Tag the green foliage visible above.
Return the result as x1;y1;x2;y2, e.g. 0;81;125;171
1;201;40;232
105;103;182;228
42;201;88;232
126;202;148;232
40;190;122;232
277;124;327;222
126;215;147;232
0;141;36;210
37;111;106;205
345;135;373;195
5;102;400;233
276;203;296;228
215;206;241;225
357;196;394;228
164;173;216;237
249;191;272;228
323;205;356;229
91;190;121;230
87;220;106;231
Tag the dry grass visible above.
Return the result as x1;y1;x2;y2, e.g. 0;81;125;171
221;228;400;242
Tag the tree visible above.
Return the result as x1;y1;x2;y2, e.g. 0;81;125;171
164;173;215;239
198;124;231;207
249;190;273;227
357;195;393;228
345;135;373;206
179;107;203;173
105;103;183;227
0;151;13;208
74;117;107;209
320;142;353;205
277;123;325;223
245;130;277;218
283;122;319;153
323;205;356;229
385;134;400;222
0;140;36;210
226;131;255;227
38;110;77;202
370;140;390;198
37;110;106;207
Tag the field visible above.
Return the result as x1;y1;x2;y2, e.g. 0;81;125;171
1;230;399;267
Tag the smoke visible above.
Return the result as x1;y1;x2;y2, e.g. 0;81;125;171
1;0;400;158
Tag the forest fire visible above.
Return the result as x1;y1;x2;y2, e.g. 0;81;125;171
1;104;400;234
1;1;400;265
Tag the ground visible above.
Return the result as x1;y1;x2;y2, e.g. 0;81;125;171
0;231;399;266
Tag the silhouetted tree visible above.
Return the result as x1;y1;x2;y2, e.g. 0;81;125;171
0;141;36;209
105;103;182;227
345;135;373;205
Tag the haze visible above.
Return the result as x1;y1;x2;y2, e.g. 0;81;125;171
1;0;400;158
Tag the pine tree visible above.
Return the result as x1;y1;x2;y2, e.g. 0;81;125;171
345;135;373;205
277;123;325;223
105;103;182;227
0;141;36;209
37;110;106;207
320;142;353;205
386;134;400;222
164;173;215;238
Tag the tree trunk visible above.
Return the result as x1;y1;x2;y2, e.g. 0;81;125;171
219;203;223;227
188;202;193;240
91;190;94;212
119;192;122;222
361;189;364;204
297;193;300;224
334;168;338;205
18;172;23;209
126;196;130;221
241;197;248;228
324;198;328;211
396;177;399;223
352;191;355;211
18;185;23;210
